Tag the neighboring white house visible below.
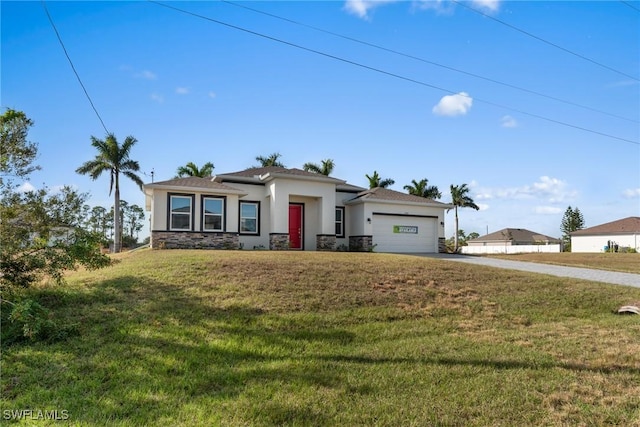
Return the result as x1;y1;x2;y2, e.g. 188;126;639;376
143;167;453;253
570;217;640;253
462;228;561;254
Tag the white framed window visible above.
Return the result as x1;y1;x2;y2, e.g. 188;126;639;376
203;197;224;231
170;195;193;230
240;201;259;234
335;207;345;237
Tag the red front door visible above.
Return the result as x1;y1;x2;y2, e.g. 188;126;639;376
288;204;303;250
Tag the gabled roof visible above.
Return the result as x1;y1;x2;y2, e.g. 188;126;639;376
469;228;560;243
571;216;640;236
214;167;345;185
143;177;247;195
345;187;453;208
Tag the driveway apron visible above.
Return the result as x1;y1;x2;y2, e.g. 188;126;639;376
414;253;640;288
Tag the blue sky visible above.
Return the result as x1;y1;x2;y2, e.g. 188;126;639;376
2;0;639;240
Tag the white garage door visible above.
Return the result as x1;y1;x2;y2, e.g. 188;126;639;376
372;214;437;253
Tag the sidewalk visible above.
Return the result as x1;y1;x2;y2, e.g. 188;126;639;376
415;253;640;288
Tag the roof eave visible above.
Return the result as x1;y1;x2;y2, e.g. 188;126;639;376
143;183;248;196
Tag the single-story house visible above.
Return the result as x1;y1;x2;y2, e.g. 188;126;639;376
570;216;640;253
462;228;561;254
143;167;453;253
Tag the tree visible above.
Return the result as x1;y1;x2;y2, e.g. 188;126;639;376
560;206;585;252
76;133;144;253
1;110;110;290
255;153;285;168
449;184;480;253
1;108;39;184
175;161;214;178
122;202;145;244
303;159;335;176
87;205;110;245
403;178;442;199
366;171;395;189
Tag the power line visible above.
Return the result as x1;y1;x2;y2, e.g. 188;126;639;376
452;0;639;82
148;1;639;146
223;0;638;124
620;1;640;12
41;0;109;134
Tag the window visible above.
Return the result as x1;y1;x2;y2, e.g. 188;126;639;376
240;201;259;234
170;195;192;230
203;197;224;231
335;207;345;237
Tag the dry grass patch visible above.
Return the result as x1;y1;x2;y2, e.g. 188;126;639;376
486;252;640;274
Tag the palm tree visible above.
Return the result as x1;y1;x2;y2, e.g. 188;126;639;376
403;178;442;199
303;158;335;176
449;183;479;253
255;152;285;168
175;161;214;178
76;133;143;253
366;171;395;189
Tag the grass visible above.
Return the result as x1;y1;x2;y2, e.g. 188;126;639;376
2;249;640;426
483;252;640;274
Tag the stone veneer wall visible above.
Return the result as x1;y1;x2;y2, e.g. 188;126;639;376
316;234;336;251
269;233;290;250
349;235;373;252
438;237;446;253
152;231;239;249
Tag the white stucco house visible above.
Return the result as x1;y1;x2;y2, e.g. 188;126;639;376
143;167;452;253
570;217;640;253
462;228;561;254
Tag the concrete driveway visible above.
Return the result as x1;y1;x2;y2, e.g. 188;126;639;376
413;253;640;288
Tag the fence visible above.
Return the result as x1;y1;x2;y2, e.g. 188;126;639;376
461;244;561;255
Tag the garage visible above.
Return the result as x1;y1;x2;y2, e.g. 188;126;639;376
372;213;438;253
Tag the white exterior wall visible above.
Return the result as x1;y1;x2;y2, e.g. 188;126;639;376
266;178;336;236
571;234;640;253
461;244;561;254
150;189;240;232
347;203;366;237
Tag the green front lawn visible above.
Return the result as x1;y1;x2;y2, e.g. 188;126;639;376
3;250;640;426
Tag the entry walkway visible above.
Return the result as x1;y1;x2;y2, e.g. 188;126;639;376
415;253;640;288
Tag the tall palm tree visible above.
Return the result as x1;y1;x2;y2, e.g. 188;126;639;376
366;171;395;189
175;161;214;178
449;183;479;253
76;133;143;253
404;178;442;199
303;158;335;176
255;152;285;168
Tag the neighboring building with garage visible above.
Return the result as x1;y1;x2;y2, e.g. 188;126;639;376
143;166;452;253
570;216;640;253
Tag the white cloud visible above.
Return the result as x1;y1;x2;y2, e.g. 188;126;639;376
150;93;164;103
534;206;563;215
501;115;517;128
472;0;501;12
17;182;35;193
208;91;217;99
343;0;397;19
472;176;576;204
623;188;640;198
135;70;157;80
176;87;190;95
432;92;473;116
477;203;490;211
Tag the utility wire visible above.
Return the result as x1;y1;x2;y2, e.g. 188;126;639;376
452;0;639;82
620;1;640;12
41;0;109;134
223;0;638;124
149;1;638;146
